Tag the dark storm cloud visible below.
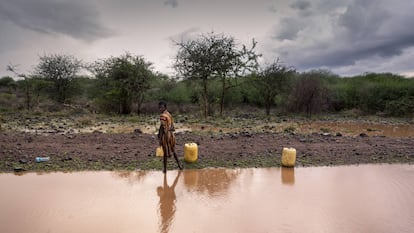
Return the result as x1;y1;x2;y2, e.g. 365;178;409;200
336;0;414;59
271;0;414;70
0;0;113;41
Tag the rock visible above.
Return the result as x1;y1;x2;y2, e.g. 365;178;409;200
62;156;73;161
134;129;143;134
13;167;25;172
359;133;368;137
18;159;28;164
336;132;343;137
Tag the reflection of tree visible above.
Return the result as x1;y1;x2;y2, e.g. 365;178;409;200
157;171;181;233
183;169;240;197
112;171;148;185
281;167;295;185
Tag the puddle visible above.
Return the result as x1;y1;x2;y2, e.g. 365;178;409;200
297;121;414;137
1;164;413;233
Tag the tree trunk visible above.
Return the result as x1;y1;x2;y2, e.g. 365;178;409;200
264;95;271;116
202;79;208;119
220;77;225;117
24;79;31;110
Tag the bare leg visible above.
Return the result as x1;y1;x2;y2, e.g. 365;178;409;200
162;144;168;173
173;151;183;170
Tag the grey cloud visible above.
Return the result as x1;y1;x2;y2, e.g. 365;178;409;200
273;18;305;40
164;0;178;8
267;5;278;13
338;1;390;41
289;1;311;10
270;0;414;71
0;0;113;42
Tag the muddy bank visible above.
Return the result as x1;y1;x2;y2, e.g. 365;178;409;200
1;130;413;173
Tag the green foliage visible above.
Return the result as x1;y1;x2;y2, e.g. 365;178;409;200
253;60;296;115
288;71;332;117
385;96;414;116
0;92;19;112
148;76;193;105
174;31;260;118
35;54;83;103
0;76;16;88
332;73;414;116
92;52;154;114
4;50;412;118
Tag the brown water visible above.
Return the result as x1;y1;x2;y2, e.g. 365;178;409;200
297;121;414;138
1;164;413;233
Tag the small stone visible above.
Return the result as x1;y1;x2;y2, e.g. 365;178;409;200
14;167;25;172
19;159;28;164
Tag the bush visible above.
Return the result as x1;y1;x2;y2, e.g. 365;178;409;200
384;96;414;117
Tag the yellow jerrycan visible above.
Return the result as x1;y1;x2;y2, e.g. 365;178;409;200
156;146;164;157
281;147;296;167
184;143;198;163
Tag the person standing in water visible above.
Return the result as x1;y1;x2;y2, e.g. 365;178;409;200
158;101;183;173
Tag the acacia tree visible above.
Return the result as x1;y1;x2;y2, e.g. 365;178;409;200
290;71;330;117
35;54;82;103
92;53;154;114
253;59;295;115
174;32;259;118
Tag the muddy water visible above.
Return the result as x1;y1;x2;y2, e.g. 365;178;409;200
1;164;413;233
297;121;414;138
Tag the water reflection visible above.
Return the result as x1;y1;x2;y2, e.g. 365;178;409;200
1;165;413;233
112;170;148;185
157;171;181;233
183;168;240;198
281;167;295;185
183;169;199;188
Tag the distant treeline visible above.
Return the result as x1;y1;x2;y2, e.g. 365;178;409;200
2;32;413;118
1;70;413;117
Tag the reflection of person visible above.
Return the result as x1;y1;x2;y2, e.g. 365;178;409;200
157;171;181;233
158;101;183;173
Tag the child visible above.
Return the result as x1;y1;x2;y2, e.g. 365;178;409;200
158;101;183;173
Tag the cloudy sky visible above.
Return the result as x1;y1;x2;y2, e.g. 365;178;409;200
1;0;414;78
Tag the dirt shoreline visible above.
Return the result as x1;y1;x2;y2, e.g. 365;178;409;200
1;130;413;173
